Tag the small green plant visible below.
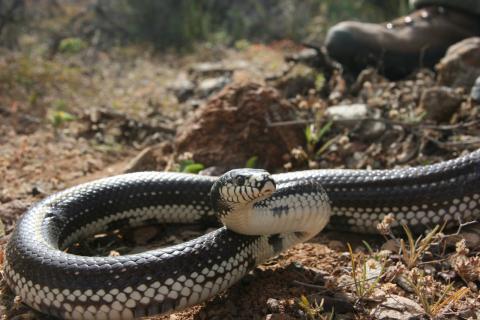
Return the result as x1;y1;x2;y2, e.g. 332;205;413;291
298;295;334;320
347;243;384;299
305;121;332;155
314;73;325;90
49;110;76;127
179;159;204;174
234;39;251;51
48;99;75;127
245;156;258;168
400;224;442;269
59;37;87;54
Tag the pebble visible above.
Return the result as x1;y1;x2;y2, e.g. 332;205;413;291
327;240;345;251
197;76;230;97
325;103;368;122
370;295;423;319
437;37;480;90
420;86;463;122
471;76;480;102
170;73;195;102
266;298;282;313
355;119;386;141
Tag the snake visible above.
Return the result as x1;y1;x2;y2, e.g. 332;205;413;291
4;149;480;319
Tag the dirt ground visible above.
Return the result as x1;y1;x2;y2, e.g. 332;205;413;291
1;40;480;320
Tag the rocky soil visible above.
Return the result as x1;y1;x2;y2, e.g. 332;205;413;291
1;37;480;319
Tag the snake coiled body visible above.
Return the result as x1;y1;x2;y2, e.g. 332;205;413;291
5;150;480;319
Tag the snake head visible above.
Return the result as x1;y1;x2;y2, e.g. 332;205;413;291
210;169;276;219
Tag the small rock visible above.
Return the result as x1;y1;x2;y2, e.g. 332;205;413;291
197;76;230;98
370;295;423;319
419;86;463;122
354;119;386;141
169;73;195;102
325;103;368;122
266;298;282;313
189;62;232;78
336;274;354;290
436;37;480;90
471;76;480;102
438;270;456;282
395;274;415;293
327;240;344;251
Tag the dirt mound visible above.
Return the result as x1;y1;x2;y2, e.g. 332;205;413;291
175;83;305;170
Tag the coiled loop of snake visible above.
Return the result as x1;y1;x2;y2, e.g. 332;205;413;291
5;169;330;319
5;150;480;319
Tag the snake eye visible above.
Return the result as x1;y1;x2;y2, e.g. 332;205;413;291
235;176;246;186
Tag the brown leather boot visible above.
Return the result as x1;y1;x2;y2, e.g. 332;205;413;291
325;6;480;79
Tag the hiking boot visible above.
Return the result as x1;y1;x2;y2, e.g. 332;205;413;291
325;6;480;79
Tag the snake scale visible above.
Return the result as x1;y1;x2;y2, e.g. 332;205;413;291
4;149;480;319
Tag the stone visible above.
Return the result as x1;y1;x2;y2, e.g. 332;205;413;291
175;83;305;170
169;73;195;102
197;76;230;98
471;76;480;102
370;295;423;319
266;298;282;313
327;240;345;251
436;37;480;90
419;86;463;122
325;103;368;122
189;62;233;78
354;119;386;141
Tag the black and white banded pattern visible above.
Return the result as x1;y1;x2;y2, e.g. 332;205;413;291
5;149;480;319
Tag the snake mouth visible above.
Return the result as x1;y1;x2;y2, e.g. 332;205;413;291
260;180;276;196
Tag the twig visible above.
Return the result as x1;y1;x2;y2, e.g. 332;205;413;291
292;280;327;290
266;115;480;132
266;118;312;127
427;137;480;148
453;220;479;236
